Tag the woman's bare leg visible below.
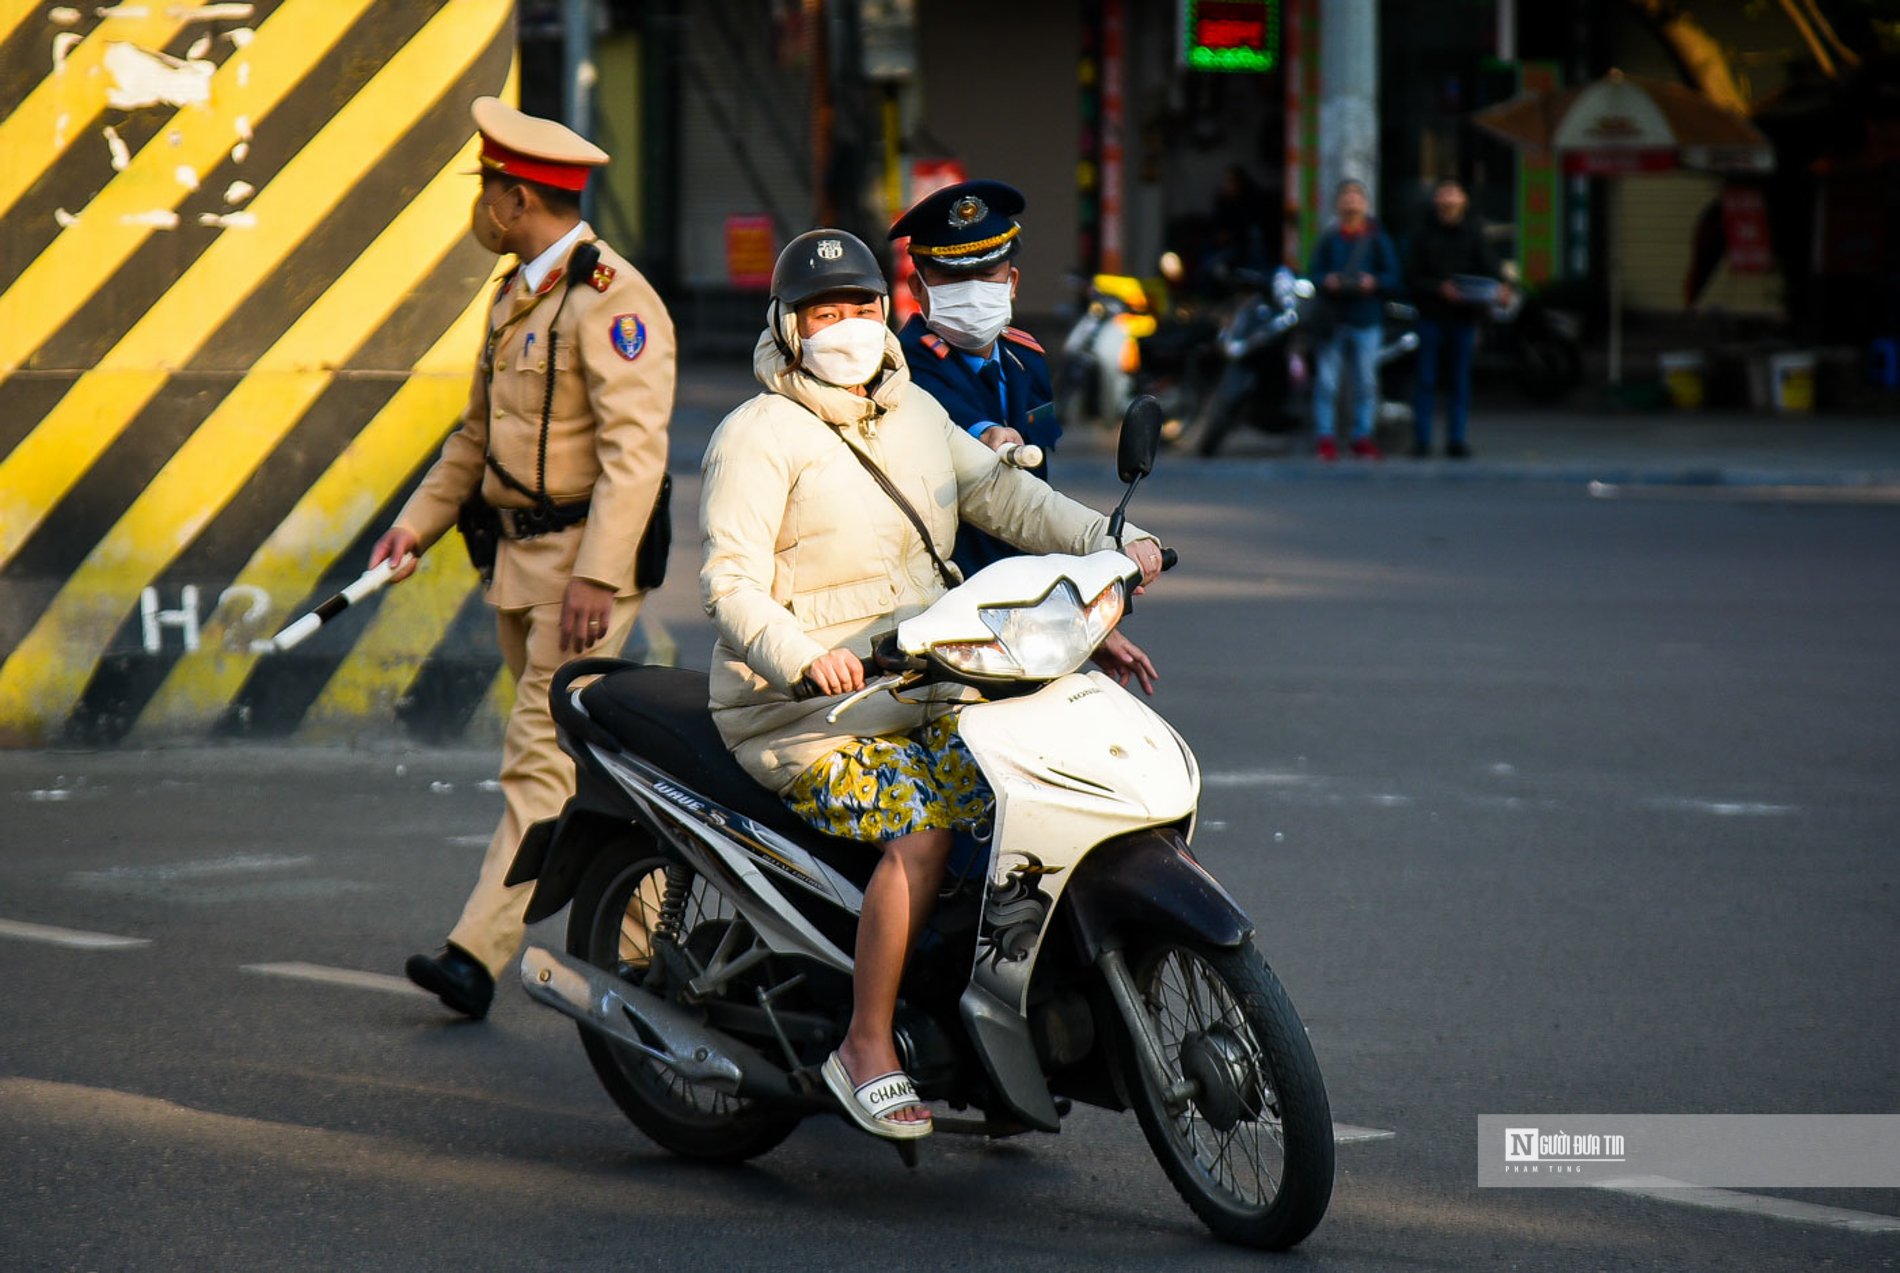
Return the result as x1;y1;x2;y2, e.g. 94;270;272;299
835;827;952;1125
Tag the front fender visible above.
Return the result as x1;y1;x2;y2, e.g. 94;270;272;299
1063;828;1254;959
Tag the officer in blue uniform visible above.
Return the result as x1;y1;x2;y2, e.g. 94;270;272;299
891;179;1157;693
890;180;1062;575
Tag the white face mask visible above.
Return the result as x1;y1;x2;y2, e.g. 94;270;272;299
924;277;1013;350
799;316;888;387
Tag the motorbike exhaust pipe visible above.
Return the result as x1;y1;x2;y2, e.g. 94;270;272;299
519;945;806;1103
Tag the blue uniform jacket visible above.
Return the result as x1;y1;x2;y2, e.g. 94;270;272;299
897;315;1062;575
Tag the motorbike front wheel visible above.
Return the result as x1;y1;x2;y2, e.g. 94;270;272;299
1121;939;1334;1250
567;842;801;1162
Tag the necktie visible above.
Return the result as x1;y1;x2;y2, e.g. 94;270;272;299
978;359;1006;422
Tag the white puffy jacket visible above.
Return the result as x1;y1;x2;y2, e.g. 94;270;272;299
700;326;1152;793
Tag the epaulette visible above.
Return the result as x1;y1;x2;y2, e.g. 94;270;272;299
919;331;953;359
588;262;616;293
1001;326;1044;354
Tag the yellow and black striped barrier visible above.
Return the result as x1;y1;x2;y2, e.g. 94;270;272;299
0;0;519;747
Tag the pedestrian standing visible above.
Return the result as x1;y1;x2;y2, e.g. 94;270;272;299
1305;179;1401;461
371;98;676;1019
1403;177;1510;459
888;178;1155;691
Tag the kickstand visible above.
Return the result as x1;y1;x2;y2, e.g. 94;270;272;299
892;1139;920;1170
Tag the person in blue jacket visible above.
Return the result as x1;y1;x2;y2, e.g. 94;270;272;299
889;179;1155;693
1305;179;1403;461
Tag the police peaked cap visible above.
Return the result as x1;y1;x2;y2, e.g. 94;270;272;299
889;180;1026;271
771;229;888;306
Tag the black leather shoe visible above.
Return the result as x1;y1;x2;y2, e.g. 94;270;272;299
405;944;494;1019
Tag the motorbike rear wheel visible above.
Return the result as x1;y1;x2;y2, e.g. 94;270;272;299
1121;939;1334;1250
567;842;801;1162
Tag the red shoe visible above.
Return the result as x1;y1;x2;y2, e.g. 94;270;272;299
1315;437;1340;462
1349;437;1383;461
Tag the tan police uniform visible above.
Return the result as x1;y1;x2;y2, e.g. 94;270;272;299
395;99;675;979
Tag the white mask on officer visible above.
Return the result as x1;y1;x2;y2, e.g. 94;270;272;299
924;278;1014;351
799;317;889;387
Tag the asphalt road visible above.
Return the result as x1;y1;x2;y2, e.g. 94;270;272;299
4;464;1898;1271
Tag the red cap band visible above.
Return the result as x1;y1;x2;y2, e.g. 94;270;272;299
479;136;591;192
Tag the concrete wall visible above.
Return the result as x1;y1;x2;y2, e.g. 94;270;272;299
0;0;518;747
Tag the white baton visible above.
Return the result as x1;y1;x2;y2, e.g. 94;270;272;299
268;556;410;652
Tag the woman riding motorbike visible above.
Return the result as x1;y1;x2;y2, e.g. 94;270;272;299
698;229;1162;1139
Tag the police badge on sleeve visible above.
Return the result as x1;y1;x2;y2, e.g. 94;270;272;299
609;313;646;361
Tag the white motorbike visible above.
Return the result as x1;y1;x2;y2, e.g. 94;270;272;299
506;400;1335;1250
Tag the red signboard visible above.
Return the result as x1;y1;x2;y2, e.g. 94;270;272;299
1721;186;1772;274
724;215;775;290
1565;150;1672;176
1561;148;1676;176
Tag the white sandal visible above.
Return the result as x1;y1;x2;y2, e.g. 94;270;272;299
822;1051;933;1141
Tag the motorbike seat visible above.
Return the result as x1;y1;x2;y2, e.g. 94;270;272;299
572;664;877;887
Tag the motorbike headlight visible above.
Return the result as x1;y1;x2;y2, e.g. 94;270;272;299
929;580;1126;680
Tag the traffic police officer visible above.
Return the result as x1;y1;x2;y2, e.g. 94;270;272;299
371;97;676;1019
890;179;1156;691
889;180;1061;576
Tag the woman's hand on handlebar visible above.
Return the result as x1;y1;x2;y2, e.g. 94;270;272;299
803;648;867;697
1127;538;1165;589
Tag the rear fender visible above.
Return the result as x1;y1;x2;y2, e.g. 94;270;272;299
506;801;655;926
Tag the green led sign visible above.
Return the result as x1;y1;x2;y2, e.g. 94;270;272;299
1182;0;1278;74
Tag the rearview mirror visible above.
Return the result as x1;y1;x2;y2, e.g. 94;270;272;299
1118;395;1163;484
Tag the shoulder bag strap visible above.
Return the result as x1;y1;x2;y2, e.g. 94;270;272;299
833;429;962;589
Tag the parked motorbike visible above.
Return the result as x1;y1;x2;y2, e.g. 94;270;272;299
1483;285;1584;403
1195;269;1422;458
1056;260;1219;442
506;399;1335;1251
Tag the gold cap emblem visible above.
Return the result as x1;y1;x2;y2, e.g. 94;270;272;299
949;196;987;229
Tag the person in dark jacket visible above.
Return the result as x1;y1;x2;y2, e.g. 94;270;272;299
1403;177;1510;458
1306;179;1402;461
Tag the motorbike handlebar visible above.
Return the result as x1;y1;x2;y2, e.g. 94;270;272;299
793;634;921;701
995;441;1044;470
1160;547;1179;572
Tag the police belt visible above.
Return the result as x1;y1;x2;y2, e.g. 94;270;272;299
495;498;591;540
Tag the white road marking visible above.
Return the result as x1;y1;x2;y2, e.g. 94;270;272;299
69;853;313;885
0;918;150;949
1202;770;1318;788
241;962;429;997
1593;1176;1900;1233
447;834;490;846
1334;1123;1396;1145
1648;798;1798;817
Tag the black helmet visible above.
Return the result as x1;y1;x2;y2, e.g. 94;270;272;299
771;229;887;306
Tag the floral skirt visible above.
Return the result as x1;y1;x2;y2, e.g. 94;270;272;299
783;712;993;843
